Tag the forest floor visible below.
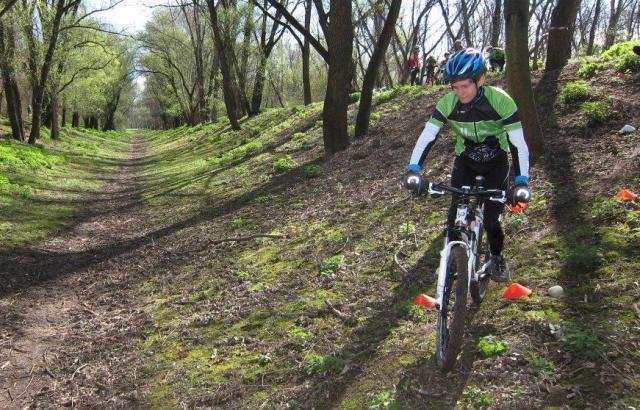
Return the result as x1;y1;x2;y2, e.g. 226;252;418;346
1;65;640;409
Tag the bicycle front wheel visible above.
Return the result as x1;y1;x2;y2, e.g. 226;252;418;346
470;229;490;304
435;244;469;371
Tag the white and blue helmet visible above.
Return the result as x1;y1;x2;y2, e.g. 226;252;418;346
443;48;487;83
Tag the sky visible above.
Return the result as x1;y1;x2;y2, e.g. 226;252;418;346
85;0;166;34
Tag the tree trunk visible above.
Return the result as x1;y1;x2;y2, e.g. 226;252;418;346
322;0;353;156
61;103;66;127
250;54;267;114
26;0;67;144
103;90;121;131
460;0;472;45
302;0;312;105
586;0;602;55
604;0;624;48
491;0;502;46
355;0;402;138
50;93;60;140
206;0;241;130
545;0;581;71
0;18;24;141
72;111;79;127
505;0;543;159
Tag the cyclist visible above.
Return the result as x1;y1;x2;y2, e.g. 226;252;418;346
407;46;421;85
425;55;437;86
404;48;531;282
485;46;506;72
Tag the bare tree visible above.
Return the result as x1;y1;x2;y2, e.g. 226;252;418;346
0;17;25;141
545;0;581;72
355;0;402;138
505;0;542;158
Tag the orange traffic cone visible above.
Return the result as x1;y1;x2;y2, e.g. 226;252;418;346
502;283;532;300
414;294;436;309
614;189;637;202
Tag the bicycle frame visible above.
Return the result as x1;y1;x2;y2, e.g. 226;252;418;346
429;182;505;310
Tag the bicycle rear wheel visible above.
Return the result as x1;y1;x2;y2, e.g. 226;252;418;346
435;244;469;371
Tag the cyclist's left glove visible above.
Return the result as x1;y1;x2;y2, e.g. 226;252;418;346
404;164;426;195
508;176;531;212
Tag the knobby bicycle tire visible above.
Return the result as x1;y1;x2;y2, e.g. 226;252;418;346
435;244;469;371
470;226;490;304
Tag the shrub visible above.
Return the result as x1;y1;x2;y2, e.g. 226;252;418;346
559;80;590;104
304;353;344;375
349;92;361;103
273;155;298;173
302;164;322;178
564;323;603;359
291;132;305;141
476;335;508;358
578;59;606;79
602;40;640;72
320;254;343;276
375;89;395;104
581;101;611;126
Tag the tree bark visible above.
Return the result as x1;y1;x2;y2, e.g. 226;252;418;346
604;0;626;48
544;0;581;71
0;18;24;141
206;0;241;130
586;0;602;55
61;103;66;127
490;0;502;46
302;0;312;105
505;0;543;159
50;93;60;140
354;0;402;138
322;0;353;156
72;111;79;127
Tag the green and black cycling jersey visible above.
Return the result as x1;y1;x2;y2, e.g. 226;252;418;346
409;85;529;177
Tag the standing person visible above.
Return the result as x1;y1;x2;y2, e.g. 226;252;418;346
486;46;506;72
407;46;421;85
453;39;464;52
425;55;437;86
404;48;531;282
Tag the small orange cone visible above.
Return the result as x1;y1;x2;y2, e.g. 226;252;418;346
614;189;637;202
502;283;532;300
617;72;625;79
507;202;529;213
414;294;436;309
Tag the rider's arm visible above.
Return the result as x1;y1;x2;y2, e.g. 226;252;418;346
408;95;455;170
505;127;530;179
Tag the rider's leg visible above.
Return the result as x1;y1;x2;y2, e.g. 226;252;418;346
446;156;476;240
481;153;510;281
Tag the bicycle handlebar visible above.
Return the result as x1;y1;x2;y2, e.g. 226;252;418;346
428;182;507;204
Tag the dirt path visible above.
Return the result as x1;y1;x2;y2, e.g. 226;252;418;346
0;137;154;408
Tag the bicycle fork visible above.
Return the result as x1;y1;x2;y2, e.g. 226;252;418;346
435;240;469;310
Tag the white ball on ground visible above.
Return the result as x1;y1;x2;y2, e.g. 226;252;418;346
548;285;564;298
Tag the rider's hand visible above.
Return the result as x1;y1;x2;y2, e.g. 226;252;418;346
509;175;531;204
405;164;426;195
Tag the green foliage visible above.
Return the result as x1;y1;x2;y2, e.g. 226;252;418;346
393;301;427;322
230;218;245;229
561;243;603;274
461;385;492;408
304;353;344;375
273;155;298;173
581;101;611;126
602;40;640;72
320;254;344;276
564;323;603;359
525;351;556;377
375;89;396;104
476;335;508;358
287;326;314;344
591;195;628;222
350;92;361;103
302;164;322;178
578;58;606;79
559;80;590;104
397;222;415;236
368;389;400;409
291;132;306;141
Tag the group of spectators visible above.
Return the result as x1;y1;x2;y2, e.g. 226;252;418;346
406;39;506;86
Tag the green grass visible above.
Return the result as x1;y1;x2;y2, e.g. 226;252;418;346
0;126;130;248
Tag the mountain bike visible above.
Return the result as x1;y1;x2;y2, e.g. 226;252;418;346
426;176;506;371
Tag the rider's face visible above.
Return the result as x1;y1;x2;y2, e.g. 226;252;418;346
451;79;479;104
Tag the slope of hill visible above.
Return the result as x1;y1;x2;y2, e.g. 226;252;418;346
1;57;639;408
